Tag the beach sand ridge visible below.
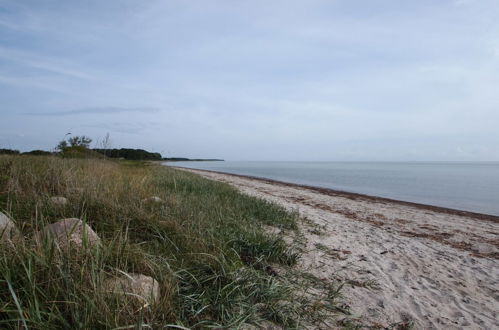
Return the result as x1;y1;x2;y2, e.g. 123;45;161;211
182;168;499;329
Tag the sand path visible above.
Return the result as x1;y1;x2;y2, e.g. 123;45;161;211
181;168;499;329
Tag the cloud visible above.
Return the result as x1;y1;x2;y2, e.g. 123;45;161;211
2;0;499;160
24;106;161;116
453;0;474;6
0;46;96;80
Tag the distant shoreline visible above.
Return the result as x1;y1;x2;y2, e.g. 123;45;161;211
162;158;224;162
171;166;499;222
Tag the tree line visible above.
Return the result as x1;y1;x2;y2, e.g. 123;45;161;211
1;135;222;161
0;147;162;160
93;148;162;160
0;149;52;156
1;134;162;160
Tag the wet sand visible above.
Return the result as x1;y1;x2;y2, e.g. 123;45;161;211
180;167;499;329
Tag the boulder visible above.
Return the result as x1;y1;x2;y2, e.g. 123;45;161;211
50;196;68;207
142;196;163;204
68;187;84;195
35;218;100;249
241;321;283;330
0;211;21;244
103;273;160;305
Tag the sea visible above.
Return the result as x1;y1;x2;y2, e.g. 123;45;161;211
164;161;499;216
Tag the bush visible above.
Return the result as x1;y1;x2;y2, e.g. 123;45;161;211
0;149;19;155
21;150;53;156
93;148;162;160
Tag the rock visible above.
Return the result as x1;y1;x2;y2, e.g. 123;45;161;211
68;187;84;195
35;218;100;249
0;211;21;244
50;196;68;207
275;299;295;312
103;273;160;305
241;321;283;330
142;196;163;204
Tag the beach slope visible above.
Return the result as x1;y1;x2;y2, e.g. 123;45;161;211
181;168;499;329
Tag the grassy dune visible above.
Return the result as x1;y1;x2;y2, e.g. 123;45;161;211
0;156;345;329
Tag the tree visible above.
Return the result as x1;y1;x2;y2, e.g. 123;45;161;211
100;133;112;156
92;148;162;160
0;148;20;155
68;136;92;148
22;150;52;156
56;140;68;151
56;135;93;152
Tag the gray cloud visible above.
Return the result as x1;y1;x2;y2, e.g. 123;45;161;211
1;0;499;160
24;106;161;116
79;120;167;135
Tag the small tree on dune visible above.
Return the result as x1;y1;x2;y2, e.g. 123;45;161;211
101;132;112;156
56;135;92;151
56;140;68;151
68;136;92;148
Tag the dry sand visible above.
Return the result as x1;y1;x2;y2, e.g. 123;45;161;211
181;168;499;329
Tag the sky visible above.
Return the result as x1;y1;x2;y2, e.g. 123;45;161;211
1;0;498;161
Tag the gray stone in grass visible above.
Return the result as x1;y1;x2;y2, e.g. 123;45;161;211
275;299;296;312
68;187;84;195
50;196;68;207
241;321;283;330
142;196;163;204
103;273;160;305
0;211;21;244
35;218;100;249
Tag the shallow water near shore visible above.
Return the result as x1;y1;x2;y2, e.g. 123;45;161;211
164;161;499;216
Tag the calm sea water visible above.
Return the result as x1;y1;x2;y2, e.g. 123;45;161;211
164;161;499;216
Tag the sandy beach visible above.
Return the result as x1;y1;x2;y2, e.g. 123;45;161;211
180;168;499;329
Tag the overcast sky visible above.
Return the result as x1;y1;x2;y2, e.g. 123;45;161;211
1;0;498;161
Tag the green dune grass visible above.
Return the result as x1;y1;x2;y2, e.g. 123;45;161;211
0;155;346;329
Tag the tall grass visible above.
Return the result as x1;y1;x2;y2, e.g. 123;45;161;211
0;155;309;328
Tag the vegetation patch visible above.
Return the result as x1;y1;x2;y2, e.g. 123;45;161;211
0;155;346;328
